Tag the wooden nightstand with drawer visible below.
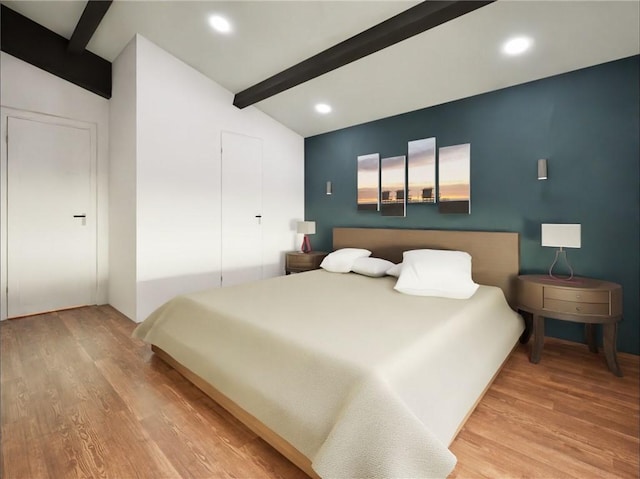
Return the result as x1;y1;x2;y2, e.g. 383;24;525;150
285;251;328;274
517;274;623;376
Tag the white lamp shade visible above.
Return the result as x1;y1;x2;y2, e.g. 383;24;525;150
297;221;316;235
541;224;581;248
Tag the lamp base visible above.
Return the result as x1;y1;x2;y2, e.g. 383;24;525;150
548;248;575;281
301;235;312;254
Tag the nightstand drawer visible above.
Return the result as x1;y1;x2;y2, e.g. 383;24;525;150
543;298;609;315
286;256;316;268
285;251;328;274
544;287;609;304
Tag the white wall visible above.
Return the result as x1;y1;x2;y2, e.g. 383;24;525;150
0;36;303;323
135;35;223;320
0;52;110;320
111;35;304;321
108;37;138;320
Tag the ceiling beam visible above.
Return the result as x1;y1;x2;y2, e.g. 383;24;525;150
68;0;113;53
0;5;111;98
233;0;495;109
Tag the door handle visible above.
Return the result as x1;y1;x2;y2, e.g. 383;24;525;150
73;214;87;225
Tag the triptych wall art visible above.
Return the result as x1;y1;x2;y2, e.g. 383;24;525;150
357;138;470;216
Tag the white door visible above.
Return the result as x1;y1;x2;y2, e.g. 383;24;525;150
7;116;95;317
221;131;263;287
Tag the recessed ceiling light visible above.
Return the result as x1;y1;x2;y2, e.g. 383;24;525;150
209;15;232;34
315;103;332;114
502;36;532;56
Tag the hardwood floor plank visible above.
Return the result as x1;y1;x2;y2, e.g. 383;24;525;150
612;456;640;479
176;396;258;451
94;357;169;422
0;322;25;383
1;306;638;479
1;418;52;479
140;407;249;478
463;403;621;477
495;368;640;422
449;429;574;479
0;377;31;427
450;343;639;478
240;437;316;479
99;409;183;479
483;383;639;464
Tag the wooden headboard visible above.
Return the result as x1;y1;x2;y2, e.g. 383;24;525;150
333;228;520;309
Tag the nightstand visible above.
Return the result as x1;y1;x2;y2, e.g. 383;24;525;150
285;251;328;274
517;274;623;376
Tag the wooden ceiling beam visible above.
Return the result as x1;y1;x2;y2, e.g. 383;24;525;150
233;0;495;109
68;0;113;53
0;5;111;98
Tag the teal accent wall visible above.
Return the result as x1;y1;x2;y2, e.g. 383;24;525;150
305;55;640;355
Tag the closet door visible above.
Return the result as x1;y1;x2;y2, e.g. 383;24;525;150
220;131;263;287
7;116;96;317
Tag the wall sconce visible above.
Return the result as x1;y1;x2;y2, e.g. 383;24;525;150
537;159;548;180
326;181;332;195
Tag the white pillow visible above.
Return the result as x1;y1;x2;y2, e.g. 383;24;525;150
320;248;371;273
386;262;403;277
351;257;395;277
394;249;479;299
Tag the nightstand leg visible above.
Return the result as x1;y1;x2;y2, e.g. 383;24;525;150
603;322;623;377
585;323;598;353
530;314;544;364
519;311;533;344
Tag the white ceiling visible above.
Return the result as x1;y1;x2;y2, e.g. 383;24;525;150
3;1;639;137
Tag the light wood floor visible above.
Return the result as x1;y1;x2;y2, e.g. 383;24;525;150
1;306;638;479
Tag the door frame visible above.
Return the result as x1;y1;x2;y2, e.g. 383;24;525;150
1;107;98;320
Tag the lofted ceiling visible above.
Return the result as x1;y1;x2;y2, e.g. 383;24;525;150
2;0;639;137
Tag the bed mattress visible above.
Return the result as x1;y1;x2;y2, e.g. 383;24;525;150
133;269;524;478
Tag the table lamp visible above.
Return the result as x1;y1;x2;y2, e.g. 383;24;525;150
297;221;316;253
541;223;581;280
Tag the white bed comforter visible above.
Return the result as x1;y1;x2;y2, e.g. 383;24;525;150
133;270;524;478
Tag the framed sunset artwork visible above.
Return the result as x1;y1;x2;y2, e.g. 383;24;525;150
438;143;470;214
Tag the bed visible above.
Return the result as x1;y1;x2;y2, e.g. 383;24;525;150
133;228;524;478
